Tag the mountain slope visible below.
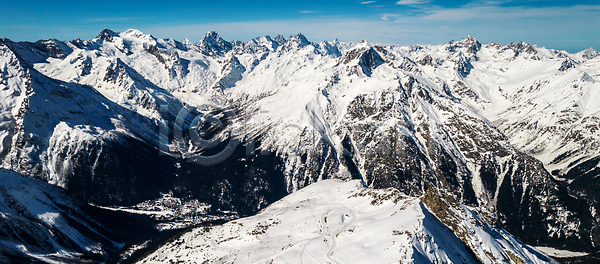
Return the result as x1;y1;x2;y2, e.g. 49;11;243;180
1;34;289;218
0;38;179;207
0;168;160;263
137;180;553;264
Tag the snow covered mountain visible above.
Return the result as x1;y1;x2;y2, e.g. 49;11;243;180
1;28;599;262
137;179;553;264
0;168;159;263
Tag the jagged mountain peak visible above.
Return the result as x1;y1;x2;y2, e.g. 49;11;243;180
119;28;160;48
458;35;481;53
317;39;342;57
273;34;286;45
197;30;232;56
200;30;229;46
485;41;504;50
247;35;279;51
559;57;579;71
460;35;478;42
580;47;599;59
342;44;377;62
341;45;385;76
506;41;537;54
457;35;479;46
288;32;309;41
446;36;481;54
481;40;542;59
122;28;144;36
157;37;188;51
28;38;72;59
203;30;219;39
181;38;193;46
284;32;311;49
97;28;118;41
253;35;273;42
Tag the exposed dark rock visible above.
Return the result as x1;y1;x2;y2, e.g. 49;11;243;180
559;58;579;71
197;31;232;56
97;28;117;42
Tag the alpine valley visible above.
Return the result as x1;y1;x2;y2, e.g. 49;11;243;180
0;28;598;263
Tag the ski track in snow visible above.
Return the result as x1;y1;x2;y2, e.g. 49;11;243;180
137;180;553;264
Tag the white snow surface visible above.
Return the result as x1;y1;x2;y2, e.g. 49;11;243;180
21;30;599;179
534;246;588;258
460;43;600;175
137;180;552;264
4;29;597;186
1;30;599;262
0;168;116;263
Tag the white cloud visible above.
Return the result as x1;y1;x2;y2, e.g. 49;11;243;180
298;11;318;14
421;4;600;21
381;13;400;21
361;1;375;4
396;0;429;5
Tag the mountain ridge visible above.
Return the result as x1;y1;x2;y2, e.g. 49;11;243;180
1;28;598;262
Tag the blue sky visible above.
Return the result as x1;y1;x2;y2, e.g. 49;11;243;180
1;0;598;52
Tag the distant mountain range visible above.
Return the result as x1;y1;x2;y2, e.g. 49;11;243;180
0;28;598;263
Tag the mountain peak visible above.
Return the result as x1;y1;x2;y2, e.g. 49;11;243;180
97;28;118;41
460;35;477;42
273;34;286;46
504;41;538;55
341;45;384;76
280;33;311;51
250;35;274;45
247;35;279;51
457;36;481;54
559;57;579;71
198;31;232;56
580;47;599;59
120;28;158;46
288;33;310;45
122;29;145;38
203;30;221;40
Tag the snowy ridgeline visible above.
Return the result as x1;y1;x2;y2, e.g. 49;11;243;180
9;28;598;190
0;28;599;263
138;180;553;264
